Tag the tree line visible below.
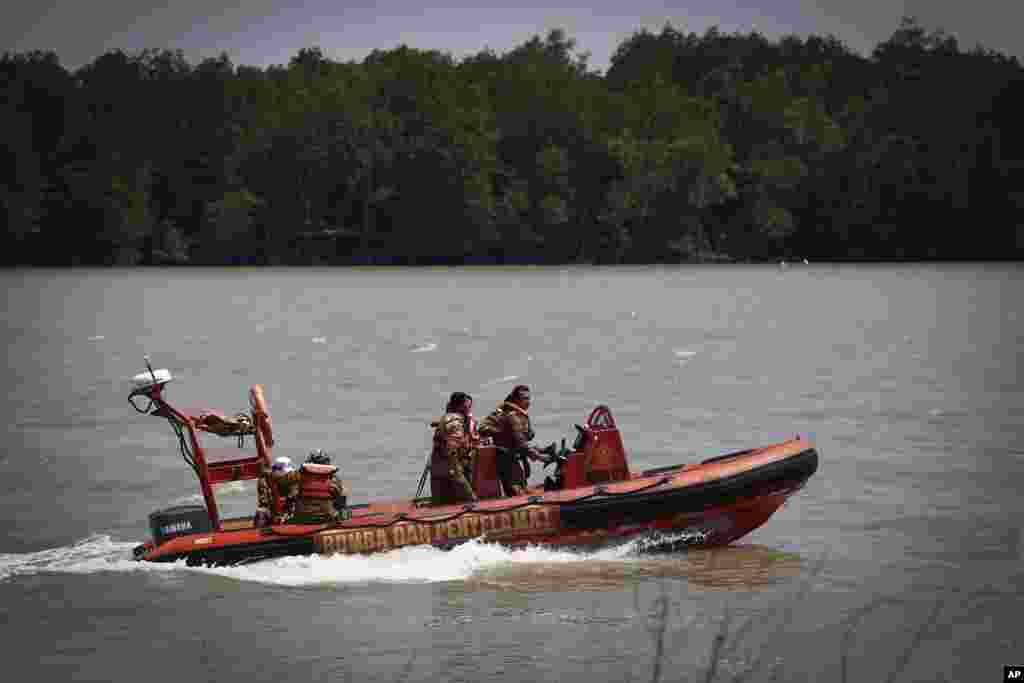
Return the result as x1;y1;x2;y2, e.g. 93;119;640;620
2;18;1022;266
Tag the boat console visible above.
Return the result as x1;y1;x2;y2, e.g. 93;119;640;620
467;405;633;498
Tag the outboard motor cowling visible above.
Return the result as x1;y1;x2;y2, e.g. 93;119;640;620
148;505;212;545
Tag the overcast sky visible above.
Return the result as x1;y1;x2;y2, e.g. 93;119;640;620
4;1;1022;73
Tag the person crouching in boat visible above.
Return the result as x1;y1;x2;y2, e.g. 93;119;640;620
271;456;299;523
272;450;348;524
255;456;295;527
478;385;546;497
431;391;479;504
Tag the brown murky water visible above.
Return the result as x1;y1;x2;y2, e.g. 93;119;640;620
464;546;804;594
2;264;1022;682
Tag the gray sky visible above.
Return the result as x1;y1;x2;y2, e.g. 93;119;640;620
4;1;1021;72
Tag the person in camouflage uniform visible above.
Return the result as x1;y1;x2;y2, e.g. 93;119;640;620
432;391;478;504
255;474;273;528
478;385;546;497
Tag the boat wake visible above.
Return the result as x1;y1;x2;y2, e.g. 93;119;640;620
198;539;644;587
171;480;248;506
0;535;167;582
0;534;662;587
0;533;803;592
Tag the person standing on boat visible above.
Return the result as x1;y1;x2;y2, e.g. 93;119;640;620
272;450;348;524
431;391;479;504
478;385;546;496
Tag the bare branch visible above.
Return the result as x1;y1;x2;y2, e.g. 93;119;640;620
734;547;829;682
648;582;671;683
394;649;418;683
883;594;945;683
839;596;909;683
703;604;732;683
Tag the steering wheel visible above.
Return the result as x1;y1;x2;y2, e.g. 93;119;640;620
572;424;588;451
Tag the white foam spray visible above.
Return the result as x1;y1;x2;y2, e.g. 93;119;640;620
0;535;645;587
170;480;247;506
0;535;174;582
482;375;519;387
214;481;248;496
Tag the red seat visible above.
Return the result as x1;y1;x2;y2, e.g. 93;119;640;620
431;444;502;504
583;406;630;484
472;445;502;499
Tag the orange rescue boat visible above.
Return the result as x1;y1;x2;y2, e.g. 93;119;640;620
127;361;819;566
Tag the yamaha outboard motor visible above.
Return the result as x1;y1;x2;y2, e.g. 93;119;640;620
148;505;213;545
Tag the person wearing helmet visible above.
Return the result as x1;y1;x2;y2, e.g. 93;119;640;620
271;457;299;523
272;449;348;524
430;391;479;505
255;456;296;527
306;450;332;466
478;385;546;496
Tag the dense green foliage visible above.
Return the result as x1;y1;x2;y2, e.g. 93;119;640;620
3;19;1022;265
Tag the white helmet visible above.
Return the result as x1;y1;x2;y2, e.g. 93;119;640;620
272;456;293;473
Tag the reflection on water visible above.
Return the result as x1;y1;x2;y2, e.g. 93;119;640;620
463;545;803;593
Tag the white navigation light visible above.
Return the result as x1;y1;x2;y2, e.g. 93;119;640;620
130;368;173;392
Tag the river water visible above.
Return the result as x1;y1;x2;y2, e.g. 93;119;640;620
1;264;1022;681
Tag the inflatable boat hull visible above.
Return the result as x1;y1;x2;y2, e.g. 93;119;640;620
136;437;818;566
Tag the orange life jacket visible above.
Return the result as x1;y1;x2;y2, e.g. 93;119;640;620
299;463;338;500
